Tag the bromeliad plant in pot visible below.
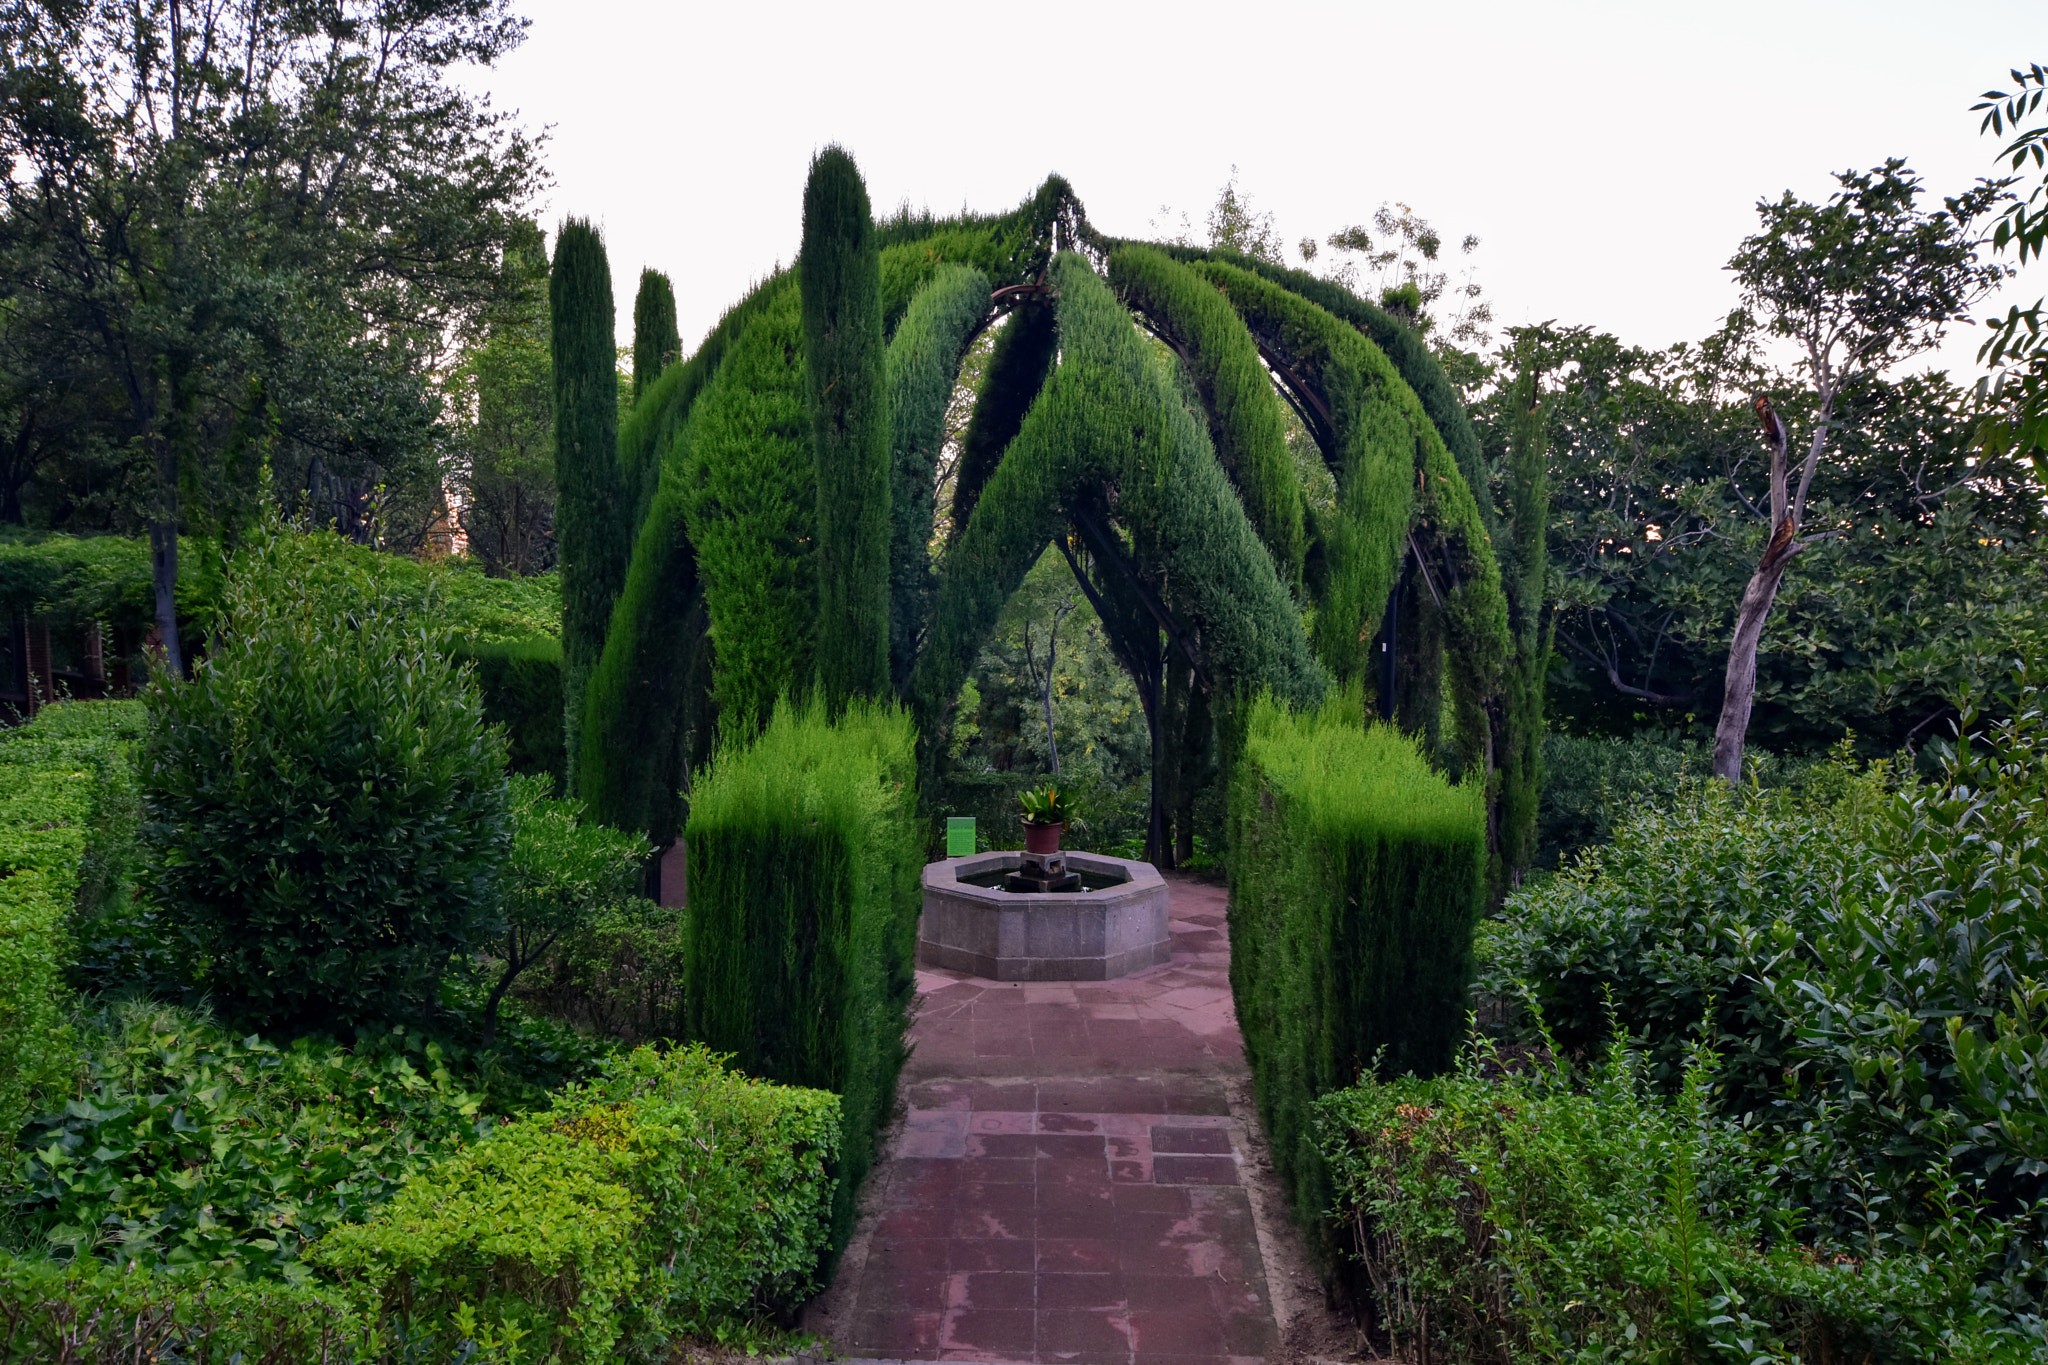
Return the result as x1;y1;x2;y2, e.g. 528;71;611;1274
1019;783;1075;854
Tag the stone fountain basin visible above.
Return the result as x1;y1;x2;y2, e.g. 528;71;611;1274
918;851;1170;982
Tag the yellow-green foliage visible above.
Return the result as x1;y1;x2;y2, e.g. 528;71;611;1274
683;280;815;730
310;1044;840;1362
1227;691;1486;1252
1108;245;1305;590
912;253;1324;737
684;697;920;1255
886;263;991;689
0;701;142;1138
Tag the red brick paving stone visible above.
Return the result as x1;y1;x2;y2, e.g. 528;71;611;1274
817;874;1280;1360
1152;1155;1240;1186
1037;1309;1134;1354
1151;1126;1233;1154
954;1270;1036;1311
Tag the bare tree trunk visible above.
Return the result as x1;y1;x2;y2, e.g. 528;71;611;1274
149;433;184;678
1711;516;1800;780
1712;395;1810;782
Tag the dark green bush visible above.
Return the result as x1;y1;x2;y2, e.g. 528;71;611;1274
482;774;647;1044
684;697;920;1254
459;634;566;789
1227;691;1486;1248
140;532;511;1031
309;1044;839;1360
802;146;892;707
1313;1038;2041;1364
0;701;142;1139
515;896;688;1044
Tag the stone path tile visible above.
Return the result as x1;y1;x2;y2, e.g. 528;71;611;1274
812;879;1280;1364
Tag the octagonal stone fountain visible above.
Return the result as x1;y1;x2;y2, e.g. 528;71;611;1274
918;849;1170;981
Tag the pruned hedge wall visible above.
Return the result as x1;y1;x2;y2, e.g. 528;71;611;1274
1226;692;1485;1252
0;700;143;1139
682;698;921;1255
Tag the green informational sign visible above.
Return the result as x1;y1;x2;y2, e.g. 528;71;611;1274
945;816;976;857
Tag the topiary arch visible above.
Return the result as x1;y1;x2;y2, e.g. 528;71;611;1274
560;150;1539;878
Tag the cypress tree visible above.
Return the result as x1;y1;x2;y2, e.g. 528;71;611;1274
550;218;627;786
802;146;891;708
632;268;681;403
1497;366;1552;883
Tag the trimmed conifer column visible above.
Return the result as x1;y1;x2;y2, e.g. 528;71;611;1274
801;147;891;707
550;218;627;784
632;269;680;403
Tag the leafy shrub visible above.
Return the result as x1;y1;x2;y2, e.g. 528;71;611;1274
141;530;511;1031
1226;692;1486;1252
571;1045;839;1336
311;1115;641;1362
310;1045;839;1361
1482;770;1887;1107
483;774;647;1044
0;1250;369;1364
0;700;142;1138
11;1002;492;1276
684;695;920;1255
1313;1037;2042;1364
515;897;688;1044
1535;729;1838;868
1483;685;2048;1331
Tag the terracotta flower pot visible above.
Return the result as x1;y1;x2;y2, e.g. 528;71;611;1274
1022;819;1064;854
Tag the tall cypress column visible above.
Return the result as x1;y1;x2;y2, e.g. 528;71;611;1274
550;218;626;785
632;269;681;403
801;147;890;707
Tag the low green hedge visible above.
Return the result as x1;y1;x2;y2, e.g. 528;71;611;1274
1226;691;1485;1253
0;701;144;1139
0;1250;367;1364
684;697;920;1257
310;1044;839;1361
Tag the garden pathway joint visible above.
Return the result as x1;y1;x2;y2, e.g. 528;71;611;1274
807;875;1294;1365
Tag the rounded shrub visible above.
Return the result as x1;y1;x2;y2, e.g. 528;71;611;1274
140;530;511;1031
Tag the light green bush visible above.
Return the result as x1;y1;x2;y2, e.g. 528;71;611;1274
684;696;920;1254
1227;690;1486;1250
309;1045;839;1361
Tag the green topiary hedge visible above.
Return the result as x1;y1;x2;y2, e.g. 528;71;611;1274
459;633;566;789
0;700;143;1140
682;697;920;1256
1108;244;1305;591
683;279;815;731
1227;691;1486;1252
885;262;991;691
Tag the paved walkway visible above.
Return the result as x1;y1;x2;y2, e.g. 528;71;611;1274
810;876;1281;1365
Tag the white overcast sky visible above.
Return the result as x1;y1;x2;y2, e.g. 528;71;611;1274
470;0;2048;382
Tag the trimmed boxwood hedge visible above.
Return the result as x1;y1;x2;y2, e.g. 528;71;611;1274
682;697;921;1256
0;700;143;1139
1226;690;1486;1254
